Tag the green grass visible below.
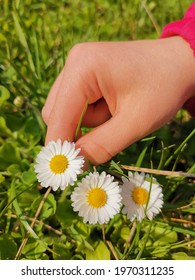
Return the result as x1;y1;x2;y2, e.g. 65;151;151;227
0;0;195;260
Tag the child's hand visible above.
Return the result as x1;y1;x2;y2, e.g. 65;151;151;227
42;37;195;165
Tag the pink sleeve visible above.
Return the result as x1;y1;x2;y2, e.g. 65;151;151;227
161;2;195;55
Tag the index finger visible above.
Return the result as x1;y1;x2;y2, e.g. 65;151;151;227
45;68;100;145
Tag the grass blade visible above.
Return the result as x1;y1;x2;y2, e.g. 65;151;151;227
164;129;195;167
12;11;37;78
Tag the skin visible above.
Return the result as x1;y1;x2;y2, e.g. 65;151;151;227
42;37;195;166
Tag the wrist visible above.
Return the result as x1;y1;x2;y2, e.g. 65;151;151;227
159;35;195;117
161;3;195;56
161;2;195;102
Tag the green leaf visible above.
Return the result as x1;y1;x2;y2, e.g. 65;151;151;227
11;181;43;240
181;208;195;214
53;242;73;260
21;169;37;185
6;114;25;132
0;116;12;137
24;117;41;137
56;199;78;227
0;85;10;107
0;234;17;260
172;252;195;260
0;174;5;183
153;220;195;237
0;33;7;42
0;142;21;169
31;193;56;220
69;225;94;252
120;226;131;241
7;164;21;175
22;239;46;260
74;221;91;237
17;188;39;210
151;226;178;246
86;240;110;260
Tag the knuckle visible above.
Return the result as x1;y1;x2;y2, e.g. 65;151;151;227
68;43;91;61
67;42;98;67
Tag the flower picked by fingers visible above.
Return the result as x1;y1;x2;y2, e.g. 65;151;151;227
34;139;84;191
121;172;163;222
71;171;122;225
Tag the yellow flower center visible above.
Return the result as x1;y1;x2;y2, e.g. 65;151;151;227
132;187;148;205
87;187;107;208
49;154;68;174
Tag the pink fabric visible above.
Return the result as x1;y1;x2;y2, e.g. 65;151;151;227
161;2;195;55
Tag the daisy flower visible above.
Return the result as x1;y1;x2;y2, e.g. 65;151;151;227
34;139;84;191
71;171;122;224
121;172;163;222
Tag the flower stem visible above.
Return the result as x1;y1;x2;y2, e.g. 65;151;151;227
102;224;106;243
74;97;90;142
106;240;119;260
136;221;153;260
122;221;137;258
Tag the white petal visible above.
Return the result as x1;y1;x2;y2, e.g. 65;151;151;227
34;139;84;191
121;172;163;222
70;171;122;224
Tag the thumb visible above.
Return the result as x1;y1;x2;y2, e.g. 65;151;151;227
76;92;180;165
76;112;141;165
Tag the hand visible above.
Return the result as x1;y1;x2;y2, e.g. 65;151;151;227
42;37;195;165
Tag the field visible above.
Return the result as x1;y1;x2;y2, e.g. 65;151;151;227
0;0;194;260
